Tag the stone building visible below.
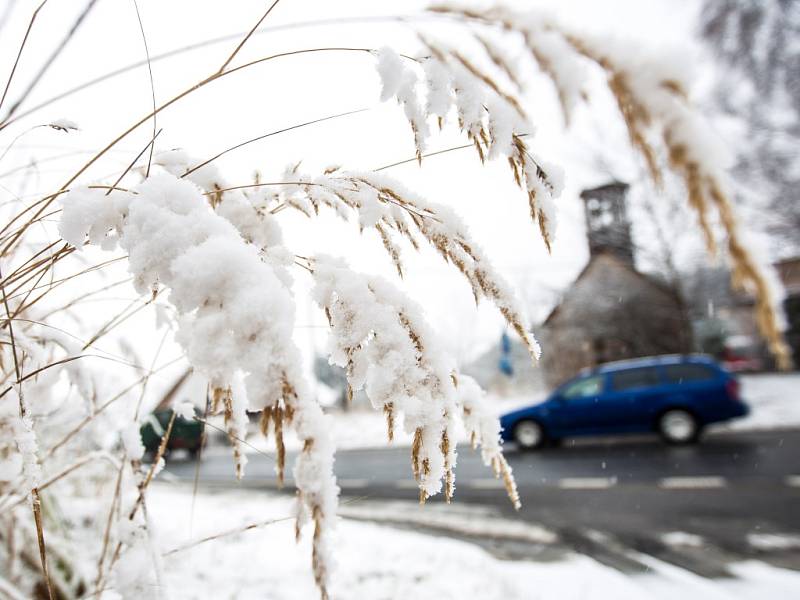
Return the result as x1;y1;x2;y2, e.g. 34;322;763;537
540;182;692;386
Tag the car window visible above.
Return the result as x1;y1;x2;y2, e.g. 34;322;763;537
663;363;715;384
610;367;660;391
562;375;605;399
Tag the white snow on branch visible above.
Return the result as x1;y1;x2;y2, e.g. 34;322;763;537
59;173;339;592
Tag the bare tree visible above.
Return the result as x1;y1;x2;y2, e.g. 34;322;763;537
701;0;800;250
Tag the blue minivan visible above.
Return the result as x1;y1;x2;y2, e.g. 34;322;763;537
500;355;749;449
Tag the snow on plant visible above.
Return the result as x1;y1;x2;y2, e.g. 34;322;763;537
274;166;543;360
311;256;460;502
311;256;520;507
56;154;534;592
455;373;519;507
59;174;339;593
0;2;793;599
372;42;564;251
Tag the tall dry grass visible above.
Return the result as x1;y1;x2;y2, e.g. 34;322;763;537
0;3;792;600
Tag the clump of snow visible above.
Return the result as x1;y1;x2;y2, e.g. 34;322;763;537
173;401;196;421
374;46;407;103
121;421;145;461
48;118;79;132
153;148;227;193
423;57;454;123
374;47;429;157
58;185;130;250
12;415;41;490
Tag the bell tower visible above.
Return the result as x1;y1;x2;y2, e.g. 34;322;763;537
580;181;634;265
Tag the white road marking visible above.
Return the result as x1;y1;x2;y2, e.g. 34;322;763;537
466;478;506;489
338;478;369;488
748;532;800;550
557;477;617;489
785;475;800;488
658;476;726;489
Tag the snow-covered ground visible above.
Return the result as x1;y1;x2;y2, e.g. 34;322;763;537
149;484;800;600
236;373;800;453
722;373;800;432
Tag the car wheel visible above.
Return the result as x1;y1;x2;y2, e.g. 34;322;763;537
658;409;700;444
513;420;545;450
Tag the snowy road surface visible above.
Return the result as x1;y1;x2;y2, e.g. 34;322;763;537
151;484;800;600
165;429;800;585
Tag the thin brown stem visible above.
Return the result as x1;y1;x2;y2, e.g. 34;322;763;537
94;462;123;598
107;128;162;194
130;0;157;177
183;108;368;179
80;290;161;351
374;133;531;171
3;47;373;258
0;15;411;133
30;489;54;600
1;0;97;122
43;355;184;459
217;0;283;74
0;266;21;382
0;353;148;400
0;1;49;116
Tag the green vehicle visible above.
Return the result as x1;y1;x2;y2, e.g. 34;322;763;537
140;408;204;458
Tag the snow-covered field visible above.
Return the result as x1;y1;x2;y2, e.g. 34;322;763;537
149;484;800;600
237;373;800;453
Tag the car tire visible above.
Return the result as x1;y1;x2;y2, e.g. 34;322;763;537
513;419;546;450
658;409;700;444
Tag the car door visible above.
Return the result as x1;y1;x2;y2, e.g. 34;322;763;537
660;362;726;421
547;374;609;435
604;367;663;431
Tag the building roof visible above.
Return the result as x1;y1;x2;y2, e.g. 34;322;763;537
542;251;679;327
579;180;629;199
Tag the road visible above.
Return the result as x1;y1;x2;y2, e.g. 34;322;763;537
165;429;800;577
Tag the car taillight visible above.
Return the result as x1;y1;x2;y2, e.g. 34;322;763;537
726;378;740;400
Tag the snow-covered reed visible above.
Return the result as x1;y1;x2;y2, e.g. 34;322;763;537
0;3;790;599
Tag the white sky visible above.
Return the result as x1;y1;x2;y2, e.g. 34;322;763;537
0;0;707;375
